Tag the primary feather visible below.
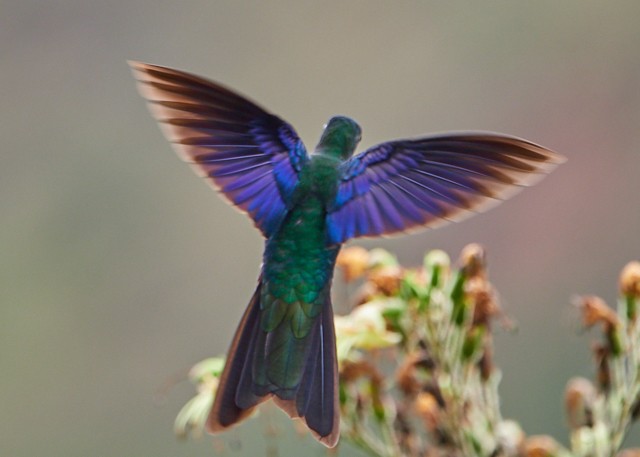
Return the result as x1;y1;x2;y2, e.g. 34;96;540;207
130;61;308;237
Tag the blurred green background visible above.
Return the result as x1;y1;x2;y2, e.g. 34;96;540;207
2;1;639;455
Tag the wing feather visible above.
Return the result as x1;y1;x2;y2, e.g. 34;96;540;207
130;61;309;236
327;133;564;243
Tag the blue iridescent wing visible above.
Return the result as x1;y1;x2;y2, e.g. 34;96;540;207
327;133;564;244
130;61;308;237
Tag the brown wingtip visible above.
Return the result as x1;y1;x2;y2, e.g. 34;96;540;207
127;60;153;76
127;60;159;71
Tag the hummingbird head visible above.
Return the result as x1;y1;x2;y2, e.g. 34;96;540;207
316;116;362;160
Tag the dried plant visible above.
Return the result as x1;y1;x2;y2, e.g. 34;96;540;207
173;246;640;457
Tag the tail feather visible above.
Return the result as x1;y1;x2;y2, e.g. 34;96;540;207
206;277;340;447
207;280;266;429
299;305;340;446
294;326;320;415
270;307;339;446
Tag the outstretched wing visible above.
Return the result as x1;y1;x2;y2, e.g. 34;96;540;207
327;133;564;244
130;61;308;237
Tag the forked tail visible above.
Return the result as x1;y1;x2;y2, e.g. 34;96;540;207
206;278;340;447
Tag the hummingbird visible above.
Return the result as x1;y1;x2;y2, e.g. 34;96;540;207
130;61;563;447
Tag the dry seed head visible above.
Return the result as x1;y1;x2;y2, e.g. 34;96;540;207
414;392;441;432
368;265;404;295
522;435;561;457
340;359;382;385
459;243;487;278
396;352;424;396
592;343;611;390
576;295;619;328
336;246;370;282
620;261;640;298
466;276;500;326
395;351;437;397
564;377;596;429
479;344;494;381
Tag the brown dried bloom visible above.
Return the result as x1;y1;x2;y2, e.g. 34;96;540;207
564;377;596;429
396;352;423;397
368;265;404;295
592;343;612;391
522;435;561;457
479;344;494;381
396;351;435;396
466;276;500;327
336;246;370;282
340;359;382;385
620;261;640;298
414;391;441;432
459;243;487;278
576;295;620;328
577;296;624;356
339;360;385;419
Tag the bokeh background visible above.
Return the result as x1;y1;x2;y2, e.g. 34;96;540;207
2;1;639;456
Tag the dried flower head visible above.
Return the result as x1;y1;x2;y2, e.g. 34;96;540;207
522;435;561;457
564;377;596;429
620;261;640;299
466;276;500;327
369;265;404;295
459;243;487;278
576;295;619;328
592;343;612;391
396;351;435;396
479;345;494;381
336;246;371;282
340;359;382;385
396;352;424;397
576;296;624;356
339;359;386;420
414;391;441;432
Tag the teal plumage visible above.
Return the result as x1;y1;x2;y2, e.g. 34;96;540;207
130;62;564;447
